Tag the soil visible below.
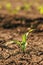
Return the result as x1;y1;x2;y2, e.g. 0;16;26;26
0;0;43;65
0;20;43;65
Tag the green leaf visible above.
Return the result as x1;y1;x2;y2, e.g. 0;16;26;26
29;29;34;33
21;34;28;52
12;9;18;14
23;3;31;10
26;32;29;37
22;34;26;43
37;5;43;14
6;3;11;11
14;40;20;45
21;43;26;52
15;6;21;11
21;42;27;52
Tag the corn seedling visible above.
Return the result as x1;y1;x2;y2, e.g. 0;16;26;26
15;29;34;52
6;3;11;12
12;6;21;14
5;29;34;52
12;9;18;14
15;6;21;11
37;5;43;14
21;3;31;11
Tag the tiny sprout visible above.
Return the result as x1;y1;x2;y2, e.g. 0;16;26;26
12;9;18;14
12;6;21;14
5;29;34;52
6;3;11;11
22;3;31;10
37;5;43;14
15;6;21;11
14;29;34;52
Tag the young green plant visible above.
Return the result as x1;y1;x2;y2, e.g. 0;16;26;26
5;29;34;52
21;3;31;11
37;5;43;14
12;6;21;14
6;3;12;12
14;29;34;52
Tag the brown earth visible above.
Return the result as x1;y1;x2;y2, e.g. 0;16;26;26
0;0;43;65
0;17;43;65
0;27;43;65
